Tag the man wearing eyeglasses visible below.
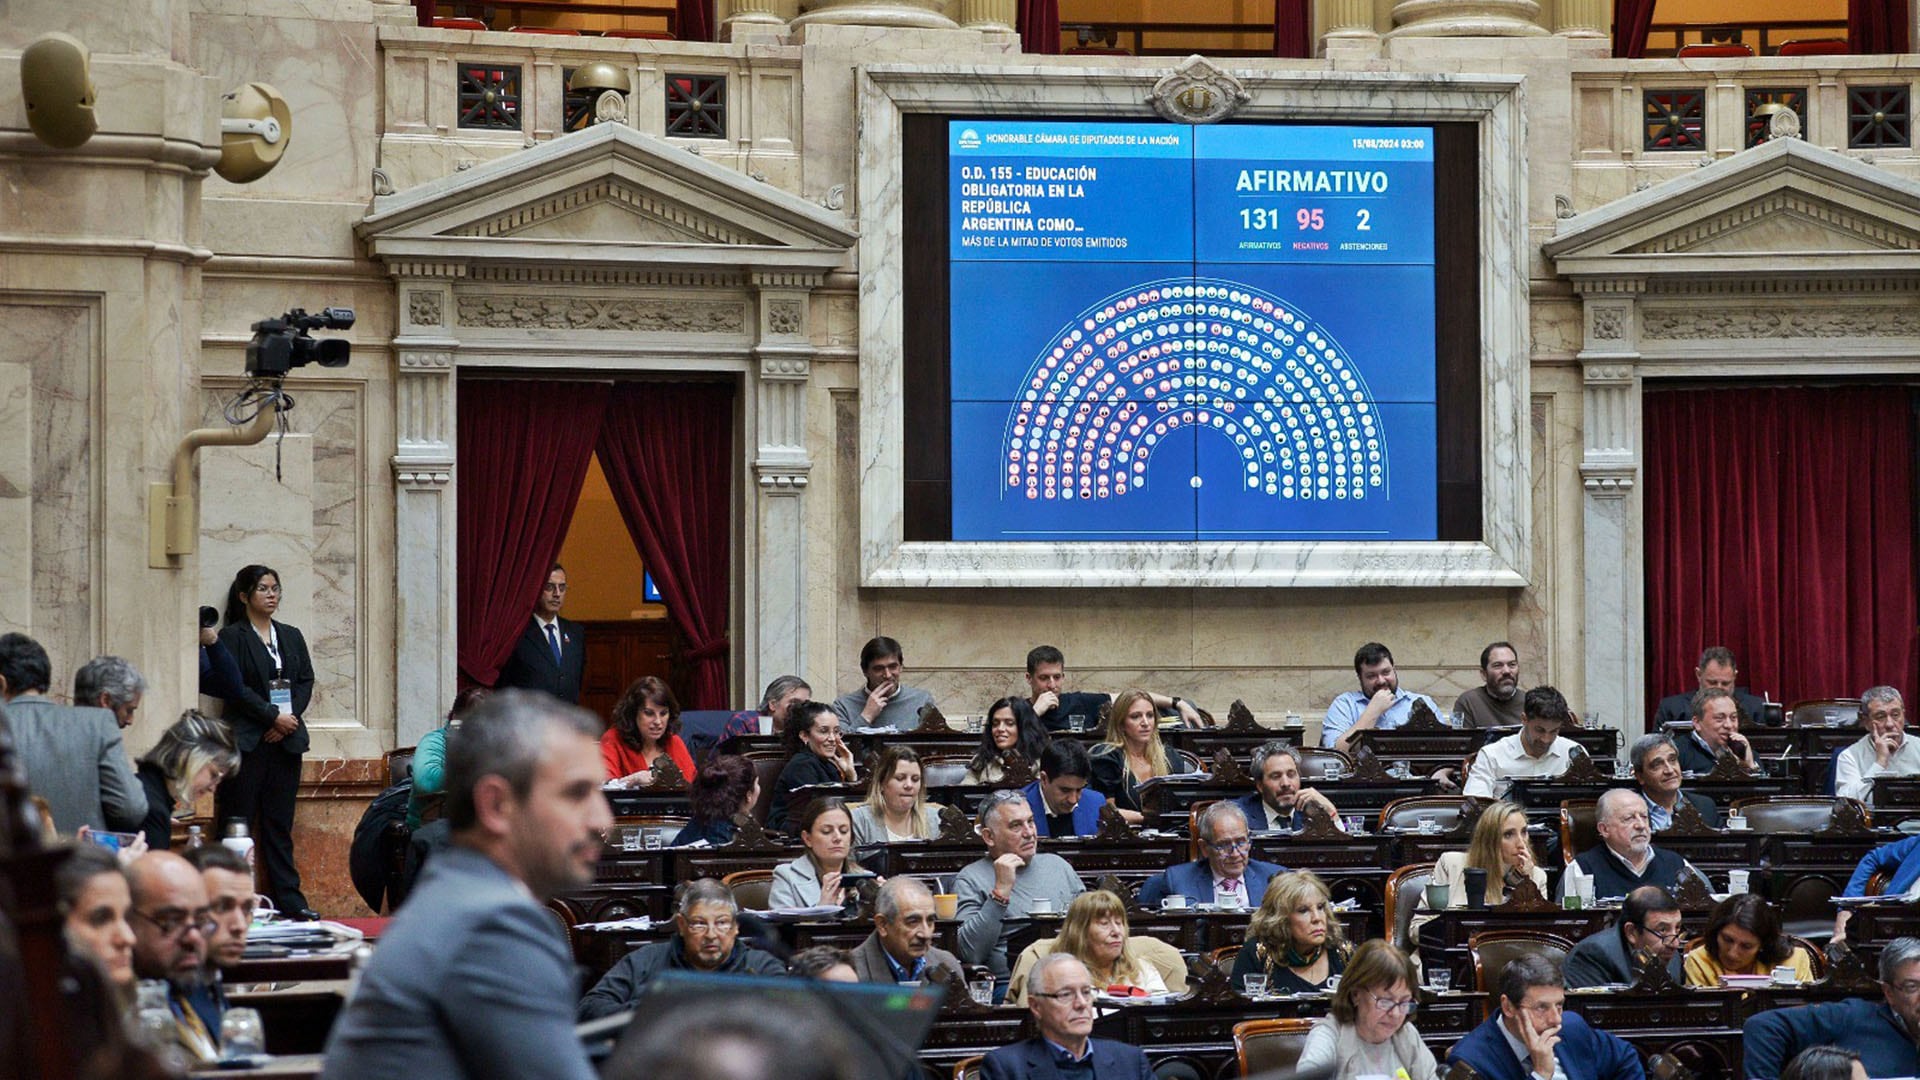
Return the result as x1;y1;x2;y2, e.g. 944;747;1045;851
1743;937;1920;1080
983;953;1152;1080
128;851;223;1064
1564;886;1685;988
494;563;586;704
1137;801;1284;909
577;878;786;1021
1447;954;1645;1080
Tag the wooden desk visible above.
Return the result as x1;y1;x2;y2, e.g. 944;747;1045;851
228;980;347;1055
190;1055;323;1079
1871;776;1920;826
230;949;355;983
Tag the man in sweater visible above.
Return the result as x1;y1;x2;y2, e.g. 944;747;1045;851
1447;955;1645;1080
1743;938;1920;1080
578;878;787;1020
1561;789;1707;902
954;790;1086;991
1834;686;1920;804
829;636;935;731
1453;642;1525;728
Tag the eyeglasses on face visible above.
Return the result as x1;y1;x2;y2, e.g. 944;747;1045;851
1032;986;1098;1004
1367;995;1418;1014
682;917;736;935
1638;923;1687;943
132;906;217;939
1205;837;1252;853
252;584;281;595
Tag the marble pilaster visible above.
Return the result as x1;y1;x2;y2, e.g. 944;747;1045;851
391;278;457;747
749;271;820;697
956;0;1017;33
1574;281;1644;741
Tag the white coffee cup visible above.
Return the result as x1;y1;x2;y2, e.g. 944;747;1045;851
1284;712;1303;728
1771;965;1797;985
1728;869;1751;893
1217;890;1245;910
1161;894;1189;911
1029;897;1055;915
757;715;773;736
1727;814;1750;832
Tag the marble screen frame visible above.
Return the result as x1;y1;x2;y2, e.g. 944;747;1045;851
856;64;1531;588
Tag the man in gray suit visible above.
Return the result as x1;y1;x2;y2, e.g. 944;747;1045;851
850;877;968;990
320;690;612;1080
0;633;145;834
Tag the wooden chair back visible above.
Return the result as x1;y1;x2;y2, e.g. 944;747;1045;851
722;868;775;911
385;746;417;786
922;757;973;788
1233;1017;1315;1076
1730;796;1869;833
1785;699;1861;729
952;1055;984;1080
1469;929;1574;995
747;752;786;824
1378;796;1473;834
1384;862;1437;950
1559;800;1599;865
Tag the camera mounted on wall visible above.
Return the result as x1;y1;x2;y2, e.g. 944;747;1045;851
245;307;355;379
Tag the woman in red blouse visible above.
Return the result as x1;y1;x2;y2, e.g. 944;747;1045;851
602;675;697;786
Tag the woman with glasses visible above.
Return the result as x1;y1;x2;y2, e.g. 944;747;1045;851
1426;800;1546;909
1232;869;1351;994
1089;688;1197;825
216;562;316;917
963;697;1048;785
770;797;872;909
1006;889;1188;1004
1683;893;1814;985
767;701;857;833
134;710;240;850
1298;939;1438;1080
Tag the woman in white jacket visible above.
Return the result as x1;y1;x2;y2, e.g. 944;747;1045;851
1296;939;1438;1080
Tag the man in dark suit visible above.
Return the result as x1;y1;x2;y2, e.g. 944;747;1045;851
1138;801;1284;908
1564;886;1685;988
1671;688;1757;776
1652;645;1768;731
321;690;611;1080
849;877;968;989
1447;954;1645;1080
1023;740;1107;838
494;563;586;704
982;953;1153;1080
1629;733;1721;829
1743;937;1920;1080
1234;742;1344;833
0;632;146;834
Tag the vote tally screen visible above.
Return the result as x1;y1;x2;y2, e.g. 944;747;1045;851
948;120;1438;543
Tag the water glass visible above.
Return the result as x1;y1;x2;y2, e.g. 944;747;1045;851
221;1007;265;1057
1068;713;1088;733
1242;974;1268;997
644;831;663;851
1428;968;1452;992
621;830;642;853
968;981;995;1006
1345;815;1365;835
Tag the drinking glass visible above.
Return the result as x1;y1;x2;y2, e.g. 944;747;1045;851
1428;969;1452;992
1242;974;1268;997
1068;713;1088;733
968;982;995;1006
221;1007;265;1058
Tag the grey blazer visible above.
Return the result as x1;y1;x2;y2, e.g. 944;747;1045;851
319;846;596;1080
849;802;942;846
849;931;967;989
770;854;827;909
6;694;146;834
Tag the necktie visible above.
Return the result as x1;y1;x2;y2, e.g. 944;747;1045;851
1220;878;1241;897
546;623;562;663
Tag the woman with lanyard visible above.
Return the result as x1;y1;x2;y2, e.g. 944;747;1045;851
216;563;317;919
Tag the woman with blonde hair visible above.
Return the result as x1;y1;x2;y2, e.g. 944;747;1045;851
1007;889;1187;1003
1426;800;1546;909
1089;689;1194;824
1297;939;1438;1080
850;745;945;844
135;710;240;850
1231;869;1350;993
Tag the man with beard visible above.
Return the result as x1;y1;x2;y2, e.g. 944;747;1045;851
181;845;254;1023
321;690;612;1080
1234;742;1344;832
1562;789;1708;902
127;850;220;1063
1453;642;1524;728
1322;642;1442;753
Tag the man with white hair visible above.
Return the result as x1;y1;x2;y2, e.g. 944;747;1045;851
1137;801;1284;908
850;876;968;989
1562;788;1705;901
73;654;147;729
953;789;1085;988
1834;686;1920;804
981;953;1152;1080
1743;937;1920;1079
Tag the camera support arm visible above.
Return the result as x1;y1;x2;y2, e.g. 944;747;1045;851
147;393;286;568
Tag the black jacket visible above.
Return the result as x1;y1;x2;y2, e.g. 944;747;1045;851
494;617;586;705
767;750;841;832
217;620;314;755
577;937;785;1020
136;762;176;851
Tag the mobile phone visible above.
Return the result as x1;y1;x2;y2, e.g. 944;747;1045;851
839;871;880;884
86;831;141;852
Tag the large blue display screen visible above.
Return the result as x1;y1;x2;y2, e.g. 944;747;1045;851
949;120;1437;542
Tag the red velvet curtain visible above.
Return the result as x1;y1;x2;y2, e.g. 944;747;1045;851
597;382;735;709
1644;386;1918;716
1851;0;1911;54
677;0;713;42
1274;0;1311;57
1613;0;1657;57
1019;0;1060;54
456;379;608;687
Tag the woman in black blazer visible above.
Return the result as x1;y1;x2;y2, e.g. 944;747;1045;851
215;563;316;917
766;701;855;833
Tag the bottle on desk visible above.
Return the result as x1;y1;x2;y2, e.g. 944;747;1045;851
223;819;256;870
186;825;205;849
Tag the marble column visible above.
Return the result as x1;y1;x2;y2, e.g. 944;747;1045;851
390;279;459;747
724;0;790;38
1319;0;1381;53
748;272;819;700
1554;0;1607;38
1575;281;1645;743
1388;0;1548;36
789;0;957;30
957;0;1016;32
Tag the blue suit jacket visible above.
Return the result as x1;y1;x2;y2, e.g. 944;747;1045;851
1447;1011;1644;1080
1234;790;1308;832
1137;857;1286;907
1742;998;1920;1080
1023;781;1108;837
1846;834;1920;896
981;1036;1153;1080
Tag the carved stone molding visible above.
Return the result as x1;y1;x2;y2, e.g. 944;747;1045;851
393;462;453;487
1570;277;1647;297
1147;56;1252;125
766;299;805;336
455;294;747;333
1629;191;1919;256
398;350;453;369
755;468;811;492
407;291;444;327
760;355;811;380
1582;364;1635;386
1641;305;1920;341
1580;470;1635;496
453;178;762;245
1591;306;1625;340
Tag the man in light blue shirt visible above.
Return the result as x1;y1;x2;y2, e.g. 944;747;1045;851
1322;642;1441;752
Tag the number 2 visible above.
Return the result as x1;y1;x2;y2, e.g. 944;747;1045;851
1356;209;1372;231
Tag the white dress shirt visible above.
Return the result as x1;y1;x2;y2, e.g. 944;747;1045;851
1832;733;1920;803
1463;733;1581;799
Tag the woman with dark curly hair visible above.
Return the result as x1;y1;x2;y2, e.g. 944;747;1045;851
1781;1046;1866;1080
602;676;697;786
963;697;1049;785
674;754;759;847
1683;893;1814;985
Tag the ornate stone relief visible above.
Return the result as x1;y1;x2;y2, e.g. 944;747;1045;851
407;291;443;327
766;299;805;335
455;295;747;333
453;179;764;245
1629;192;1920;255
1591;306;1624;340
1642;305;1920;340
1146;56;1252;125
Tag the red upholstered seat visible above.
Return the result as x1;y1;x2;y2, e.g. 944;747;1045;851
430;17;488;30
508;25;582;34
1677;42;1755;57
1777;38;1849;56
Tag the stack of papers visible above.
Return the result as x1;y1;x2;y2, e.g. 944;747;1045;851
751;905;844;920
574;916;654;932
